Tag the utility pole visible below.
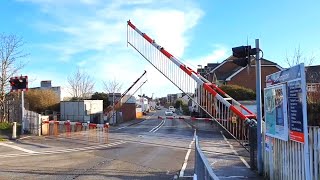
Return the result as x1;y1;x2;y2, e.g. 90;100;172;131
255;39;263;175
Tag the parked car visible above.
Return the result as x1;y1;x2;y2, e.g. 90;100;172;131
165;110;173;116
169;106;175;113
156;106;161;110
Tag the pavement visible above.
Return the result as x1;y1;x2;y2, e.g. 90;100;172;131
0;108;263;180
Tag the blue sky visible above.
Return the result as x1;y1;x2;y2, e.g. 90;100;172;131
1;0;319;98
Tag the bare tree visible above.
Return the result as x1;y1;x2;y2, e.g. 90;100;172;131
286;45;315;67
0;34;27;122
67;69;95;100
103;79;122;94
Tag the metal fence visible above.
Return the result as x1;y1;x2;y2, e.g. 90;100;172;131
23;110;41;135
194;135;219;180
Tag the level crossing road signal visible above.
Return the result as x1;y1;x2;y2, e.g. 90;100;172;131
232;45;257;67
9;76;28;92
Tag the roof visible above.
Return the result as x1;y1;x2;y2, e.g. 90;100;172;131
209;57;282;81
212;59;242;80
306;65;320;83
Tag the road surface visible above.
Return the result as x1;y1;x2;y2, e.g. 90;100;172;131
0;108;261;179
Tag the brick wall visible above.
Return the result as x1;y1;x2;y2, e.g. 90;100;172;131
120;103;136;122
227;66;281;91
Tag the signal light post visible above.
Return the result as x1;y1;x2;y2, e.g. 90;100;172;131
232;40;263;175
9;76;28;134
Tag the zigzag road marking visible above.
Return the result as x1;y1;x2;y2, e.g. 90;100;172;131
0;141;126;158
0;142;37;154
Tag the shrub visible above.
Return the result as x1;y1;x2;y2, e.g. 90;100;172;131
0;122;11;130
25;89;60;113
219;85;256;101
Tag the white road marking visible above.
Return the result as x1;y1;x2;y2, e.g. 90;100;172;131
19;136;32;140
149;120;165;133
0;142;37;154
0;141;126;158
151;120;165;133
114;120;145;131
179;138;195;177
115;126;127;130
220;131;250;168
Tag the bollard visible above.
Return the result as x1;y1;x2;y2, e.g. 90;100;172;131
12;122;17;140
65;121;71;137
104;123;109;143
54;121;59;136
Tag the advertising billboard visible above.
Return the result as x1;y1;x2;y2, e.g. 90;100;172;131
264;84;288;141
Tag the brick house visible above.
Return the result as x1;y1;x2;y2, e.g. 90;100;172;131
306;65;320;103
198;56;283;91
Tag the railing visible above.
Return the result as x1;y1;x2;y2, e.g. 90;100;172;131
263;125;320;180
127;20;255;149
194;135;219;180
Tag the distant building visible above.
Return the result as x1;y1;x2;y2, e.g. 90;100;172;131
167;94;178;104
30;80;63;101
108;93;122;105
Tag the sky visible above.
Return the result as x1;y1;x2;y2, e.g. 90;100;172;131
1;0;320;99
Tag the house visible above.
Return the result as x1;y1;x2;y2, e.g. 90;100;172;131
306;65;320;102
198;57;283;91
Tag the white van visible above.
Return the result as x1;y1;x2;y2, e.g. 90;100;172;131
169;106;175;113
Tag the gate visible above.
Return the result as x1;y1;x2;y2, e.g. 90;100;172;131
127;20;256;148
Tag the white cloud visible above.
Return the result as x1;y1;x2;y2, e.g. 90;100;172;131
184;46;229;69
19;0;204;97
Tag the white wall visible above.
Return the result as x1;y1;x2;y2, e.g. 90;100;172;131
60;100;103;122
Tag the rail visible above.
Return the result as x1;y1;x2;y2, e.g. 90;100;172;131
194;135;219;180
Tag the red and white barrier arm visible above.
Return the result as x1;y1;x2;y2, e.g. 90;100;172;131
127;21;251;122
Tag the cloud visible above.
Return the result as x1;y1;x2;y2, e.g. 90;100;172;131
19;0;204;97
185;45;229;69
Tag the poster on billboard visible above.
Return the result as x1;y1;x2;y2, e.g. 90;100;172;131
264;84;288;141
287;80;305;143
265;63;307;143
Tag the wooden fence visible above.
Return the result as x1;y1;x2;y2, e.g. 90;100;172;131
263;125;319;180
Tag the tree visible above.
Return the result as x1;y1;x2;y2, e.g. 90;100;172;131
286;45;315;67
25;89;60;114
0;34;27;122
174;100;182;109
67;69;94;100
90;92;110;109
103;79;122;94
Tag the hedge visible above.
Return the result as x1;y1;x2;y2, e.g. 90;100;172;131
219;85;256;101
